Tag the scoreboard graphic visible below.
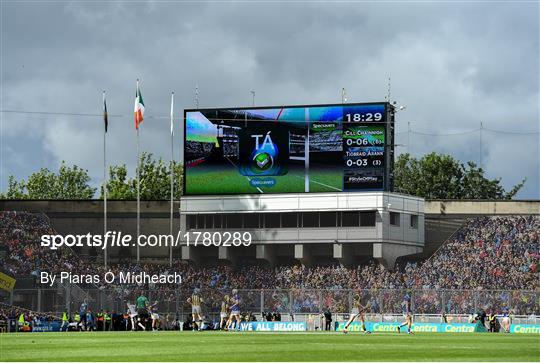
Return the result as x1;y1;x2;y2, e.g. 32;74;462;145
184;102;394;195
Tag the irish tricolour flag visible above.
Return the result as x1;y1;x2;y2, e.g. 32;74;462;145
134;82;145;129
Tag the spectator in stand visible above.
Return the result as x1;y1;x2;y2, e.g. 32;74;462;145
1;212;538;316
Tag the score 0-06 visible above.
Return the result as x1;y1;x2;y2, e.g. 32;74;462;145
345;138;383;146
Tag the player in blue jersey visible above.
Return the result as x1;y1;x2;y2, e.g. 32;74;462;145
397;293;413;334
79;299;88;331
501;307;511;333
226;289;242;331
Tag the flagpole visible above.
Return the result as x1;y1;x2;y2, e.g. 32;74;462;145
169;92;174;267
136;127;140;263
136;79;140;263
103;90;108;269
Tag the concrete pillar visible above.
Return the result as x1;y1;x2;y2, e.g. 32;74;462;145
256;245;276;267
181;246;202;265
373;243;422;270
218;246;238;265
294;244;313;267
333;243;354;267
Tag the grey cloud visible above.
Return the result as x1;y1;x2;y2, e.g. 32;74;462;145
1;1;538;198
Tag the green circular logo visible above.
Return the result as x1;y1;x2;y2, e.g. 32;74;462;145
253;152;273;172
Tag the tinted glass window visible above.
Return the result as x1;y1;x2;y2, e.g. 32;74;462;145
360;212;376;226
390;212;400;226
213;214;223;229
342;212;359;227
410;215;418;229
205;214;214;229
302;212;319;228
197;214;205;229
264;213;280;228
226;214;243;228
319;212;337;227
187;215;197;230
244;213;260;228
281;213;298;228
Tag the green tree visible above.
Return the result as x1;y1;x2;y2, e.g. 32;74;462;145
1;162;96;199
103;152;183;200
394;152;525;199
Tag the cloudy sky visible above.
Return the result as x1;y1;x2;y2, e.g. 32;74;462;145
1;1;538;198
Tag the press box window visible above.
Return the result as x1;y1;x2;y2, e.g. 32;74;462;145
205;214;214;229
302;212;319;228
360;211;376;227
244;213;260;228
320;212;338;227
390;212;400;226
341;212;360;227
213;214;223;229
281;213;298;228
187;215;197;230
410;214;418;229
226;214;243;229
197;214;206;229
264;213;281;228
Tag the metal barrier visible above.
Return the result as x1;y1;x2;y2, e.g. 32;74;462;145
2;287;538;319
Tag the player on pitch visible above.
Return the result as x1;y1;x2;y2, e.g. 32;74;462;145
220;294;230;330
78;299;89;331
343;293;371;334
149;301;160;331
226;289;242;331
397;293;413;334
126;302;138;331
135;292;151;331
187;288;204;331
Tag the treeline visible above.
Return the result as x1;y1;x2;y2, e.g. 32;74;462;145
0;152;524;200
2;152;182;200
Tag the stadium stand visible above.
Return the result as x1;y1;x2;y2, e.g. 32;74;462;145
1;213;538;289
1;211;538;321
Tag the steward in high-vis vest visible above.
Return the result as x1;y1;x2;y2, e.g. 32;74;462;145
61;312;69;332
104;312;112;331
488;313;499;333
18;313;25;332
74;313;80;330
96;312;104;331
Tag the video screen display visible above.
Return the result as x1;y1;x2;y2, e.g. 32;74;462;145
184;103;392;195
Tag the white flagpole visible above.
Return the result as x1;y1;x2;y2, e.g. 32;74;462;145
136;79;140;263
103;90;108;268
169;92;174;267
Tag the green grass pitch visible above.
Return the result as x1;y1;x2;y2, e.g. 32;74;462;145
1;331;539;362
185;163;342;194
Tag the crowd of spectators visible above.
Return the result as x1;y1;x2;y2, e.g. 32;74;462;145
1;212;538;315
0;211;67;276
0;302;59;331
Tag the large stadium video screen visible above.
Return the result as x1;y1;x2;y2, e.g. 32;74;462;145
184;102;394;195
